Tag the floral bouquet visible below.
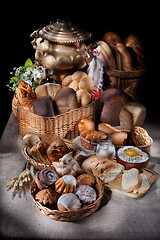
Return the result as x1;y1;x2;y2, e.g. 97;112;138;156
7;58;44;92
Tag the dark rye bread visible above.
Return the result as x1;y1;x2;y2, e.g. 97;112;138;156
54;87;78;114
95;88;133;126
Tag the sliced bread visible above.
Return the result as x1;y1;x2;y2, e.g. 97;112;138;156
122;168;142;192
136;173;150;194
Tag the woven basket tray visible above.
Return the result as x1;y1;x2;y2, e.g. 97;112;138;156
17;97;96;140
22;138;80;171
106;68;147;100
30;176;104;221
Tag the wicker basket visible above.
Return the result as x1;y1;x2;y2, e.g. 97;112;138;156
30;176;104;221
106;68;147;100
13;95;96;140
12;93;19;117
22;138;80;170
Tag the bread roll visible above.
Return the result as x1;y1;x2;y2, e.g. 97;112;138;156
78;118;95;133
54;87;78;114
98;123;121;134
81;155;124;183
119;102;147;131
79;75;94;93
33;96;56;117
71;71;87;82
85;130;107;141
99;41;117;70
62;75;72;87
108;132;128;146
102;32;123;51
76;89;91;107
68;80;79;92
17;80;36;112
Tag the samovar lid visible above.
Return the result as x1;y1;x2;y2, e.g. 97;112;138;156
38;19;91;43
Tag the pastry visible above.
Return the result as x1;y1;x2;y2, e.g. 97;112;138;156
82;155;124;183
52;152;83;176
122;168;142;192
33;96;56;117
35;168;59;190
35;189;59;208
76;174;95;187
54;87;78;114
30;140;51;164
47;136;69;162
75;185;97;204
131;126;152;147
57;193;81;211
23;134;41;149
55;175;77;194
119;102;147;131
17;80;36;112
96;88;132;126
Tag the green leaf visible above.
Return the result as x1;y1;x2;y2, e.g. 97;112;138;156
10;76;17;83
24;58;33;69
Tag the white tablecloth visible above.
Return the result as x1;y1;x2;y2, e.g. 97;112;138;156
0;113;160;239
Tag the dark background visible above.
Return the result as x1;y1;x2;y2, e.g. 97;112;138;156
1;3;159;138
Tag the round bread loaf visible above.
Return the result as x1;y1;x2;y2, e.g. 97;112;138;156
96;88;133;126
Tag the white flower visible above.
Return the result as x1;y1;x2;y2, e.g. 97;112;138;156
31;68;43;80
20;73;28;81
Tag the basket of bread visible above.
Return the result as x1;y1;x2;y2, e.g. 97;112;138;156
87;32;147;101
12;71;96;140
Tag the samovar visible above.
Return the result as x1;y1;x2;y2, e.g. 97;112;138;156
31;19;91;75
